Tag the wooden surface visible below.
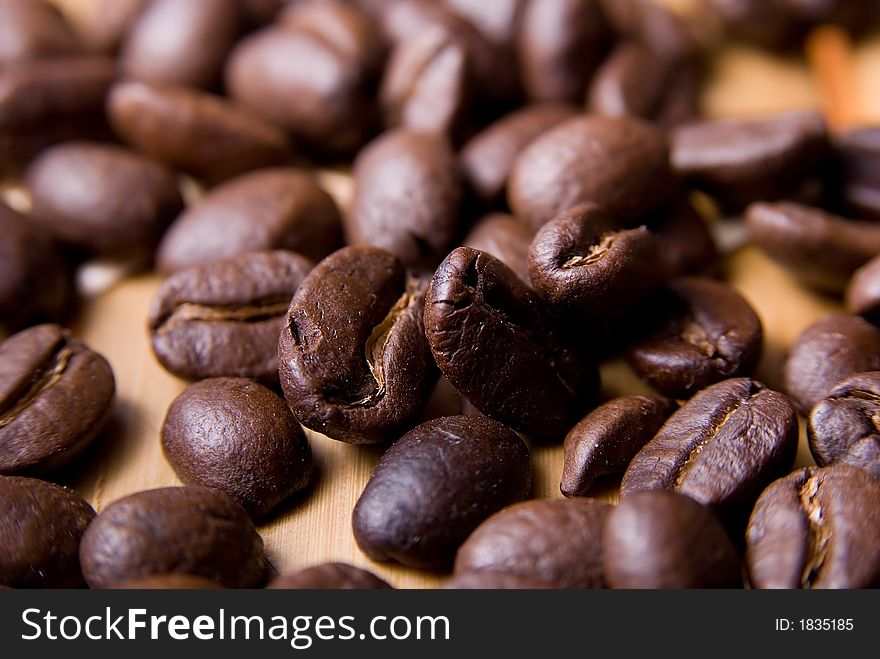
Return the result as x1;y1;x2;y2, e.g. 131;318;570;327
8;6;880;589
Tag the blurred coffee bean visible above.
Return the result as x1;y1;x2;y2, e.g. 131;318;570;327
52;0;148;54
647;200;720;278
587;42;673;120
846;255;880;322
600;0;700;61
0;0;81;63
269;563;392;590
708;0;803;49
462;213;534;285
831;127;880;221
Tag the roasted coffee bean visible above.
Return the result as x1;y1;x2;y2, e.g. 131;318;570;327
808;371;880;479
108;81;291;185
846;255;880;322
120;0;241;89
279;246;438;445
0;203;72;334
784;314;880;415
0;324;115;476
442;572;554;589
647;199;719;278
587;42;674;121
508;115;674;231
425;247;598;439
268;563;392;590
626;278;763;399
54;0;148;55
156;168;342;274
348;129;462;271
0;476;95;588
108;574;221;589
747;202;880;294
707;0;803;49
654;64;703;129
442;0;524;50
462;213;534;285
528;203;662;321
241;0;285;26
162;378;313;517
831;127;880;221
79;486;268;589
454;498;611;588
561;395;676;497
459;103;579;204
600;0;700;61
604;491;742;588
149;250;312;384
0;0;81;63
671;111;828;209
621;378;799;517
746;465;880;589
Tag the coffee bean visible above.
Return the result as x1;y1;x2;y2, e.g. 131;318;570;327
622;378;799;517
348;129;462;272
454;498;611;588
600;0;700;61
707;0;803;49
462;212;534;285
587;42;674;121
107;81;292;185
459;103;579;205
647;199;719;278
508;115;675;231
26;142;183;258
832;127;880;221
156;168;343;274
425;247;598;439
746;465;880;589
241;0;285;26
604;490;742;588
268;563;392;589
784;314;880;415
442;571;554;589
0;0;81;63
808;371;880;479
0;324;115;476
108;574;221;589
528;202;662;321
654;64;703;129
162;378;313;517
561;395;676;497
279;246;438;445
0;476;95;588
626;278;763;399
79;486;268;589
56;0;148;55
353;415;531;570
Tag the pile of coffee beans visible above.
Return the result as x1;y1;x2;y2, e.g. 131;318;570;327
2;0;880;590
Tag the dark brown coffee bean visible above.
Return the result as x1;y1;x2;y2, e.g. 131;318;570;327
784;314;880;415
454;498;611;588
149;250;312;384
626;278;763;399
599;0;700;61
587;42;674;121
604;491;742;589
120;0;241;89
279;246;438;445
654;63;703;129
508;115;675;232
0;324;115;476
528;203;662;321
353;415;531;570
443;571;554;589
459;103;579;204
747;202;880;294
671;111;828;209
156;168;343;274
647;200;719;278
108;574;222;589
107;81;291;185
708;0;804;49
0;0;81;63
0;203;72;334
746;465;880;589
268;563;392;590
425;247;598;439
79;486;268;589
561;395;677;497
348;129;462;272
162;378;313;517
847;255;880;322
241;0;285;26
808;371;880;479
462;213;534;285
621;378;799;517
0;476;95;588
831;127;880;221
442;0;524;50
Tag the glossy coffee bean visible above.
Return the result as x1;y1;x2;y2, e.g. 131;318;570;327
162;378;313;517
149;250;312;384
353;415;531;570
279;246;438;445
626;278;763;399
156;168;343;274
600;0;700;61
268;563;392;590
784;314;880;415
443;571;554;589
587;42;674;121
561;395;676;497
0;476;95;588
647;200;719;278
425;247;598;439
746;465;880;589
108;574;222;589
508;115;674;231
0;0;80;63
348;129;462;271
462;213;534;285
622;378;799;517
808;371;880;479
0;324;115;476
604;491;742;589
454;498;611;588
846;255;880;322
108;81;291;185
79;486;268;589
831;127;880;221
